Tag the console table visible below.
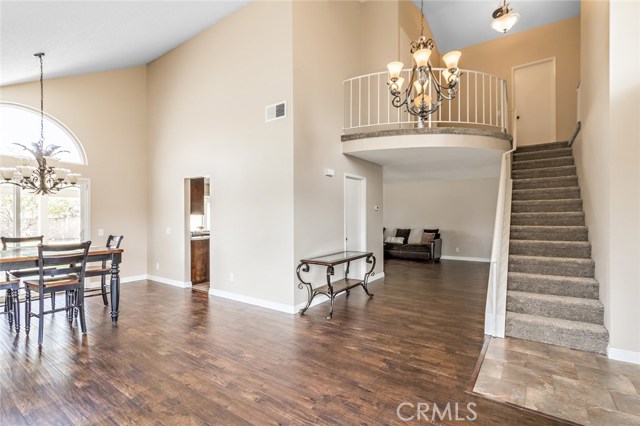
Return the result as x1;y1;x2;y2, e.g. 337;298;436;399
297;251;376;319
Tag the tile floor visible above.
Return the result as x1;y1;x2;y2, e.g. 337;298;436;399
473;337;640;425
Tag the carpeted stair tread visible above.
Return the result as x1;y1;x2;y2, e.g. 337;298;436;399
515;141;569;152
510;225;588;241
512;186;580;201
509;239;591;258
512;175;579;190
511;212;585;226
505;312;608;354
513;147;573;161
512;156;574;170
511;198;583;213
508;272;599;299
507;290;603;324
509;255;595;277
512;165;577;180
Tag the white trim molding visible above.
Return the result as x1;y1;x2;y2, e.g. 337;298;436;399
147;275;192;288
440;256;491;263
608;347;640;364
120;275;149;284
212;272;385;315
210;288;297;314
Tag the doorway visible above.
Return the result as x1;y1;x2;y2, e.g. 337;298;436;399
186;176;211;292
344;174;366;278
513;58;557;146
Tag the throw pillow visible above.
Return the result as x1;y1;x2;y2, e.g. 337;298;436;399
395;228;410;244
384;236;404;244
421;232;436;244
424;228;440;239
408;228;424;244
383;227;397;240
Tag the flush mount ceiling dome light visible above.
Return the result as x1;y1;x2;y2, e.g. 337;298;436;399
491;0;520;34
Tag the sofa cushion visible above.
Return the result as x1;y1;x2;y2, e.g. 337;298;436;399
424;228;440;239
396;228;410;244
408;228;424;244
401;244;429;253
383;227;397;240
421;232;436;244
384;236;404;244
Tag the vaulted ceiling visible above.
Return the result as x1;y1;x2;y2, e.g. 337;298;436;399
421;0;580;52
1;1;579;87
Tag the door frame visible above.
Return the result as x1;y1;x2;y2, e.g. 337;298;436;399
343;173;366;253
512;57;557;144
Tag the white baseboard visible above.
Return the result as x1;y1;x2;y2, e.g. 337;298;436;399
121;274;148;284
608;347;640;364
440;256;491;263
210;288;297;314
212;272;385;315
147;275;192;288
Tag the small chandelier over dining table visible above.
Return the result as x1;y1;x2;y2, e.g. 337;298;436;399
0;53;80;195
386;0;462;128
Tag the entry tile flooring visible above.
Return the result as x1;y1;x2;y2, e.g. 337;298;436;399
473;337;640;425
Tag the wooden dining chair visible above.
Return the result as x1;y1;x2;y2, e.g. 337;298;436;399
0;235;64;310
24;241;91;347
1;235;44;251
85;235;123;307
1;274;20;333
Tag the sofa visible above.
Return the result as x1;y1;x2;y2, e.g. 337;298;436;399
383;227;442;262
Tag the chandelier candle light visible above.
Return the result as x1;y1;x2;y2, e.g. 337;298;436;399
387;0;462;128
0;53;80;195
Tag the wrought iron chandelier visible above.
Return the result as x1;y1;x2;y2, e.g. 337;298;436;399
491;0;520;33
0;53;80;195
386;0;462;128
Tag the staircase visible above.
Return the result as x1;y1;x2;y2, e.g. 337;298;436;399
505;141;609;354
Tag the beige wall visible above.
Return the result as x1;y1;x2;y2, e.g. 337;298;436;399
398;0;441;68
0;67;149;279
460;17;580;142
146;1;296;305
292;1;384;305
576;0;640;357
383;177;499;260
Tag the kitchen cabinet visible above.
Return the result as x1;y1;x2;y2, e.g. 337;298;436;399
191;238;210;284
190;177;205;215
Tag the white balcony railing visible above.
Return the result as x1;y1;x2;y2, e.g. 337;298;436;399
343;68;508;134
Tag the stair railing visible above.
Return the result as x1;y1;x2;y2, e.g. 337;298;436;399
485;110;518;337
343;69;508;134
568;121;582;147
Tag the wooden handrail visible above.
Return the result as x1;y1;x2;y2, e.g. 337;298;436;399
569;121;582;147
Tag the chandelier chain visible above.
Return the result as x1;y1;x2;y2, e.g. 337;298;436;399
419;0;424;37
38;53;44;142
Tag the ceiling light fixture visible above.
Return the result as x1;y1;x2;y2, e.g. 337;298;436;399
491;0;520;34
386;0;462;128
0;53;80;195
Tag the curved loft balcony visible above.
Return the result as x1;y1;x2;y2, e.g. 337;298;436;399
341;69;513;170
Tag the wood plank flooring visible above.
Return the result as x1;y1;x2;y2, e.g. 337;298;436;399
0;259;572;425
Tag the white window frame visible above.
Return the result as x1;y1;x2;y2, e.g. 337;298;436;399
2;178;90;243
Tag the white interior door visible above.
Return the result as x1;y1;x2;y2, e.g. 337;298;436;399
513;58;557;146
345;175;366;278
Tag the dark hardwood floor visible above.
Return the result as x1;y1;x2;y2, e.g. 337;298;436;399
0;260;571;425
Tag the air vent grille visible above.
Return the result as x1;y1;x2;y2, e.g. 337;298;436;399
266;101;286;122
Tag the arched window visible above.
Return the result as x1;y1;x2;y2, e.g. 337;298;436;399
0;102;89;242
0;102;87;165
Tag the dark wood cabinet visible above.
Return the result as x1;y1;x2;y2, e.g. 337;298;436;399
191;238;210;284
190;178;205;215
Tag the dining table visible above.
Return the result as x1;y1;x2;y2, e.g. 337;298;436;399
0;245;124;322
